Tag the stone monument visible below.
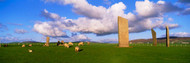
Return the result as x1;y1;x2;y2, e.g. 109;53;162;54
166;26;170;47
46;37;50;46
151;28;157;46
118;16;129;47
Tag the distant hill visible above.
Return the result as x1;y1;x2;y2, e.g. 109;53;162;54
21;41;40;43
130;37;190;43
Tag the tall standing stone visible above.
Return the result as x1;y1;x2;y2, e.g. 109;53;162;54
151;28;157;46
46;37;50;46
118;16;129;47
166;26;170;47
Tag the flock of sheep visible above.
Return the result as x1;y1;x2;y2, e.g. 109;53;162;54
21;41;90;53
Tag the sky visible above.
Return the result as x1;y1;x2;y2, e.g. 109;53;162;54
0;0;190;43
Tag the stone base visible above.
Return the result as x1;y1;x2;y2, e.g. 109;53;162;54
119;44;129;47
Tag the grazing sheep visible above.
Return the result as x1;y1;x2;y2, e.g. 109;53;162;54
4;44;8;47
22;44;25;47
18;43;20;45
78;42;84;46
29;44;32;47
75;46;80;52
68;42;73;46
87;42;90;45
43;43;49;46
61;40;64;44
64;43;69;48
28;49;32;53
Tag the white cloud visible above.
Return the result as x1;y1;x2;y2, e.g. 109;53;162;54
53;34;90;42
135;0;160;17
14;29;28;34
159;23;179;30
41;9;66;21
168;18;173;21
36;0;181;37
170;32;190;37
70;34;90;41
33;21;68;37
157;0;165;4
135;0;183;18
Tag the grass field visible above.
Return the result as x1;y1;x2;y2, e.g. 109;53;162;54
0;43;190;63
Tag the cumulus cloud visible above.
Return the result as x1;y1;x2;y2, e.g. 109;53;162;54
54;34;90;42
33;21;69;37
159;23;179;30
70;34;90;41
14;29;28;34
41;9;66;21
170;32;190;37
36;0;181;37
135;0;183;18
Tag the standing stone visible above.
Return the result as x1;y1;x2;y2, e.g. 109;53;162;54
46;37;50;46
166;26;170;47
151;28;157;46
118;16;129;47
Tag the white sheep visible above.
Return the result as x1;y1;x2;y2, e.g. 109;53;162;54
78;42;84;46
75;46;80;52
28;49;32;53
68;42;73;46
22;44;25;47
64;43;69;48
29;44;32;47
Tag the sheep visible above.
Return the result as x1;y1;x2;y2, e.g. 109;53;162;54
29;44;32;47
87;42;90;45
22;44;25;47
18;43;20;45
43;43;47;46
75;46;80;52
68;42;73;46
78;42;84;46
28;49;32;53
61;40;64;44
64;43;69;48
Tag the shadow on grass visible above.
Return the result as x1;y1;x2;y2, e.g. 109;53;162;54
79;49;83;52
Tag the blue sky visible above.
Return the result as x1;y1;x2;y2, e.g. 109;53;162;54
0;0;190;43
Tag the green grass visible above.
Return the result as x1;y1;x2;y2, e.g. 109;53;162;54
0;43;190;63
